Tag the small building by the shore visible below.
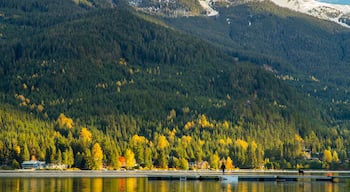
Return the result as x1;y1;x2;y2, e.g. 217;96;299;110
21;160;46;169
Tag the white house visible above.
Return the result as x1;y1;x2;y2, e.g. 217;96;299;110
21;160;46;169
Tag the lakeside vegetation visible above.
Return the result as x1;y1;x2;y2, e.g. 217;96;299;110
0;98;349;171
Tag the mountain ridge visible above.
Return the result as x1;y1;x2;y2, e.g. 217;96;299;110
269;0;350;27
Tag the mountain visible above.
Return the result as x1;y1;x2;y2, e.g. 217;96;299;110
269;0;350;27
0;0;349;170
0;0;316;122
162;1;350;122
127;0;350;27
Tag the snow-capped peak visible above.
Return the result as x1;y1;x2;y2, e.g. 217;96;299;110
268;0;350;27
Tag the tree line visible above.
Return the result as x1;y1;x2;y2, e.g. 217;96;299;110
1;105;349;170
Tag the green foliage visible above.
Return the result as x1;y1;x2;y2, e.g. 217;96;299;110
1;0;350;170
164;1;350;124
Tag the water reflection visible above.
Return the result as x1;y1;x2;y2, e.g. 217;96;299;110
0;177;349;192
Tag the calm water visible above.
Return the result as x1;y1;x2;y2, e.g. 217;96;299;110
0;177;350;192
316;0;350;5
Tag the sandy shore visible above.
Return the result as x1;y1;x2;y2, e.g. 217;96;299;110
0;169;349;178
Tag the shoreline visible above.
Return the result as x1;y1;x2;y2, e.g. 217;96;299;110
1;169;349;178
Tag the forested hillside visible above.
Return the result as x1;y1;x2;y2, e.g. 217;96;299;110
164;1;350;123
0;0;349;170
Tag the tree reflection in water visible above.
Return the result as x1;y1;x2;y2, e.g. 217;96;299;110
0;177;349;192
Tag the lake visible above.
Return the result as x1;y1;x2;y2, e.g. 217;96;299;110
1;177;350;192
316;0;350;5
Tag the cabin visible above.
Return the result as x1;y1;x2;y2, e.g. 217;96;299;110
21;160;46;169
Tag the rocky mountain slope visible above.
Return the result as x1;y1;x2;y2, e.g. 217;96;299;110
128;0;350;27
269;0;350;27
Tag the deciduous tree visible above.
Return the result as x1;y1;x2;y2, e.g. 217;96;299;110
323;149;333;163
91;143;103;170
125;149;135;169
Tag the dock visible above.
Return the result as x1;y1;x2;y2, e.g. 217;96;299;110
147;174;335;182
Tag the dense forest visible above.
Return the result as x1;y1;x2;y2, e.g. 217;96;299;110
1;101;349;170
164;1;350;122
1;0;350;170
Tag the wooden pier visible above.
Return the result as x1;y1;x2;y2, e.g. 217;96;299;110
147;174;339;182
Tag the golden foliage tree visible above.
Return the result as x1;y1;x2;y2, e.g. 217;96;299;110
156;135;169;150
209;153;220;169
226;156;234;170
198;114;213;128
80;127;92;143
168;128;176;144
222;121;230;129
91;143;103;170
184;121;195;130
295;134;304;143
323;149;333;163
13;145;21;155
130;135;148;146
235;139;248;151
332;150;339;163
125;149;136;169
56;113;73;129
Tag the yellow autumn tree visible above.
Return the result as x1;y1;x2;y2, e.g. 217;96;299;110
251;141;258;151
13;145;21;155
125;149;136;169
235;139;249;150
226;138;233;145
323;149;333;163
198;114;213;128
222;121;230;129
332;150;339;163
91;143;103;170
80;127;92;143
295;134;304;143
209;153;220;169
56;113;74;129
184;121;195;130
226;156;234;170
156;135;169;150
219;139;226;145
168;128;176;143
130;135;148;147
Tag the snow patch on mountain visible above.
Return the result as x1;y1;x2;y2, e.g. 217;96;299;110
268;0;350;27
199;0;219;16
